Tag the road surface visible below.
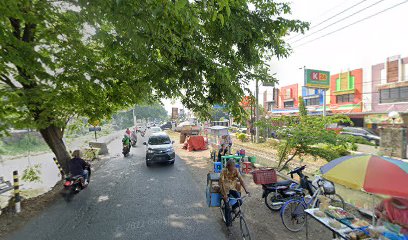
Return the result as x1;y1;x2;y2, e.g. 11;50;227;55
6;132;226;240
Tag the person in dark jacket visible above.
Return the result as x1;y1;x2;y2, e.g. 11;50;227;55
69;150;89;184
218;144;229;162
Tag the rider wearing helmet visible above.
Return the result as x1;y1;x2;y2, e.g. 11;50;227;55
122;134;131;148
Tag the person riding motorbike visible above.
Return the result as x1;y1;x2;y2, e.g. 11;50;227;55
69;150;90;185
220;159;250;227
125;128;131;136
122;134;131;149
131;129;137;142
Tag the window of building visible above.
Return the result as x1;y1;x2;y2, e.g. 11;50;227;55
305;97;320;106
305;88;315;95
380;86;408;103
403;63;408;81
380;68;386;84
284;101;294;108
284;89;292;99
336;94;355;103
267;102;274;112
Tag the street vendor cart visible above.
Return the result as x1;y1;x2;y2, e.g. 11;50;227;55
207;126;229;162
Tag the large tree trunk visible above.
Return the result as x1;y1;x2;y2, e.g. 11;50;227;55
39;125;71;173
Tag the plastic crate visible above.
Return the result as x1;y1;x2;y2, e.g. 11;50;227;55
252;169;277;184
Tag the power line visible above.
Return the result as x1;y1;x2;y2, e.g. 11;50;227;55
287;0;370;41
291;0;386;44
293;0;408;48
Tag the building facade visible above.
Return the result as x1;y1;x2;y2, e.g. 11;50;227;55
279;83;299;108
263;88;279;113
364;55;408;128
329;68;363;114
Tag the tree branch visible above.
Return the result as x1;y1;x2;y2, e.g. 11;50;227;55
279;149;298;172
0;74;18;89
22;23;36;42
9;18;21;39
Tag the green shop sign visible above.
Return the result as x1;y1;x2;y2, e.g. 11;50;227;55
304;69;330;89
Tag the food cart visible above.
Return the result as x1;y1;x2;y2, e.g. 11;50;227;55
207;126;229;161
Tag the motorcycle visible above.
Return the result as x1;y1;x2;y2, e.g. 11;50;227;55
122;144;130;157
62;165;91;202
262;165;313;211
140;130;146;137
131;132;137;147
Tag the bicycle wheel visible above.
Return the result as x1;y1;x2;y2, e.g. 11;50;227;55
325;194;345;209
240;216;251;240
265;191;284;211
281;200;306;232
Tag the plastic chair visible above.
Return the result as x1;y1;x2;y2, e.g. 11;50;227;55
242;162;252;174
235;163;241;173
214;162;223;173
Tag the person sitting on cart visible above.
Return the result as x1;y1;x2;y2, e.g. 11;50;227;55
217;144;228;162
219;159;250;227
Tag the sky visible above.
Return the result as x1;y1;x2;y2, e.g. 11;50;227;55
163;0;408;114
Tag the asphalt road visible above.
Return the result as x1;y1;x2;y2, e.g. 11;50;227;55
6;132;226;240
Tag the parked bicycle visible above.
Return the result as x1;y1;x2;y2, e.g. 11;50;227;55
280;175;345;232
220;195;251;240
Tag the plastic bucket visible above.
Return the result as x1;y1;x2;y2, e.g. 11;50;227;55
248;156;256;163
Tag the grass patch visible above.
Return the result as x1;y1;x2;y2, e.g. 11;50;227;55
0;135;50;156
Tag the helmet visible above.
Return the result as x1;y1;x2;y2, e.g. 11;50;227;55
321;180;335;195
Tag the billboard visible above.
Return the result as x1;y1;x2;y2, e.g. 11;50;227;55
171;107;178;119
304;69;330;89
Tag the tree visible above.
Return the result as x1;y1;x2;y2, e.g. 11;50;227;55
133;104;168;122
298;96;307;117
269;115;353;171
0;1;308;171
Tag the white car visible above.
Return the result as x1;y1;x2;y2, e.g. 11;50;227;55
150;126;162;133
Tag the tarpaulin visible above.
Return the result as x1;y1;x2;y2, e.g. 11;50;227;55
187;136;207;151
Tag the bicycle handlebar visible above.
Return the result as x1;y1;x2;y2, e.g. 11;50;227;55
228;195;249;201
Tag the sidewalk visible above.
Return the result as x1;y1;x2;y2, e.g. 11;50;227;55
166;131;340;239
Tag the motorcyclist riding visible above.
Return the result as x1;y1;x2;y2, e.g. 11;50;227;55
122;134;131;149
69;150;90;185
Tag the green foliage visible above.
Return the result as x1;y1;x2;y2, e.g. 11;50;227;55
0;134;49;156
269;115;353;171
0;0;308;163
298;96;307;117
133;104;168;122
112;103;168;129
22;164;42;183
236;133;247;142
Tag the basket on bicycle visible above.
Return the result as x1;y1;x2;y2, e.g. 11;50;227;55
252;168;277;184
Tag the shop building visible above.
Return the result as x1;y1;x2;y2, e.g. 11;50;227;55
263;88;279;113
301;87;327;115
329;68;364;126
270;83;300;115
365;55;408;129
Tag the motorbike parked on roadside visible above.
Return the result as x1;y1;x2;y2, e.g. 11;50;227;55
262;165;313;211
62;165;91;202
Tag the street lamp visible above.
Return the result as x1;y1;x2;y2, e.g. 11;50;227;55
388;111;399;126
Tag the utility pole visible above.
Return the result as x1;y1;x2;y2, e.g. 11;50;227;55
255;78;259;143
132;108;137;126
